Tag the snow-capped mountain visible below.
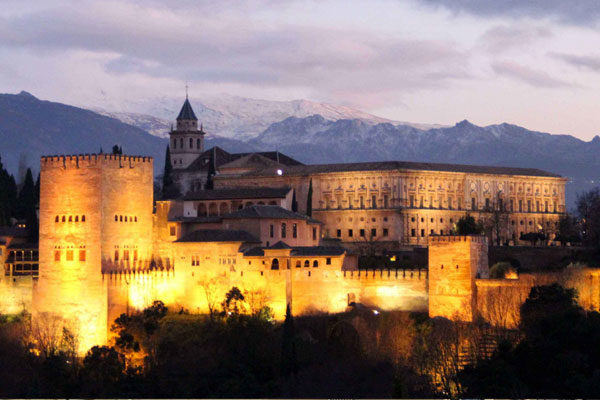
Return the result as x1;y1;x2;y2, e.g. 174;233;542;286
85;92;444;139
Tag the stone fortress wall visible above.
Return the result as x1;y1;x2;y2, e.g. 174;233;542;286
0;152;586;355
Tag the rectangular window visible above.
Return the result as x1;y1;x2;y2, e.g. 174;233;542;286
458;198;462;210
545;201;549;213
510;199;514;211
170;226;176;236
421;229;425;237
536;201;540;212
348;196;353;209
485;198;490;210
371;228;376;237
54;250;60;262
429;196;434;209
360;229;365;237
78;250;86;262
270;224;274;238
66;250;73;261
411;228;415;237
383;228;389;237
519;200;523;212
281;223;287;238
383;195;389;208
409;195;414;208
293;223;297;238
312;227;317;240
372;195;377;209
336;229;341;238
448;196;452;210
348;229;353;237
123;250;129;261
326;257;331;265
360;196;365;209
114;250;119;262
527;200;532;212
472;197;477;210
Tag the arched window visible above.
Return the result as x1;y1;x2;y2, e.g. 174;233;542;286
189;138;193;148
125;216;128;222
271;258;279;270
296;260;301;268
134;216;137;222
68;216;72;222
119;215;123;222
313;260;319;268
75;216;79;222
114;215;118;222
281;223;287;238
55;216;59;223
82;215;86;222
304;260;310;268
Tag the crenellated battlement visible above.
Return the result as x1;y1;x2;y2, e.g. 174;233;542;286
41;154;153;170
428;234;487;245
343;268;428;281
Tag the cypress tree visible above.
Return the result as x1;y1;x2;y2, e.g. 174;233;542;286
17;169;38;242
306;179;313;217
281;303;298;377
162;145;181;199
291;189;298;212
34;172;40;206
205;150;216;190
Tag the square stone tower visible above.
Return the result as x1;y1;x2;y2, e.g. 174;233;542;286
34;154;153;353
428;235;488;322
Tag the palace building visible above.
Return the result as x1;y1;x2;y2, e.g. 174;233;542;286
0;96;579;355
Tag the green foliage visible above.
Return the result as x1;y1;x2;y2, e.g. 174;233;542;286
112;145;123;155
221;287;246;317
0;156;18;226
557;213;580;245
489;262;513;279
17;168;38;242
161;145;181;199
455;214;483;235
205;149;216;190
519;231;546;246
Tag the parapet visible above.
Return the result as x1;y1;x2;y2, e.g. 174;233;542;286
428;235;487;245
41;154;153;170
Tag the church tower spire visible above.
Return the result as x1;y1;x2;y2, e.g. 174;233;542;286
169;93;206;170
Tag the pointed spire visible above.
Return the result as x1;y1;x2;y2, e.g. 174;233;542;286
176;98;197;121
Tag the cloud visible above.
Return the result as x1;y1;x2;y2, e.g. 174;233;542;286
0;1;472;108
492;61;572;88
417;0;600;26
478;25;553;53
551;53;600;72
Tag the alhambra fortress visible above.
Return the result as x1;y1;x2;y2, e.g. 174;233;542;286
2;97;600;353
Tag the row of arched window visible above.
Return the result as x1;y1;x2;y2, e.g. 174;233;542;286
172;137;202;150
114;215;138;223
55;215;85;223
271;258;329;270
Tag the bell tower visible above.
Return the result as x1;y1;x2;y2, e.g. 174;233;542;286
169;95;205;169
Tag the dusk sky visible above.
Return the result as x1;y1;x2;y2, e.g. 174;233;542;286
1;0;600;140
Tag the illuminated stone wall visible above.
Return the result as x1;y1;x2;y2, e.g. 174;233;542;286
0;275;34;314
216;169;566;246
35;154;153;353
428;235;489;321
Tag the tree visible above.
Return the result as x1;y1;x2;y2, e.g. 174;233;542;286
161;146;181;199
455;214;483;235
34;173;40;206
112;145;122;155
291;189;298;212
482;192;509;245
557;213;580;245
281;304;298;377
306;179;313;217
576;188;600;247
17;168;38;241
221;287;246;317
205;149;216;190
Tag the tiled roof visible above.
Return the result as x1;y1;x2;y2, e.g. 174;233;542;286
0;227;28;238
184;147;303;172
219;153;280;170
238;160;562;178
291;246;346;256
168;216;223;223
183;187;291;201
175;229;260;243
176;98;198;121
267;241;292;249
222;205;313;220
